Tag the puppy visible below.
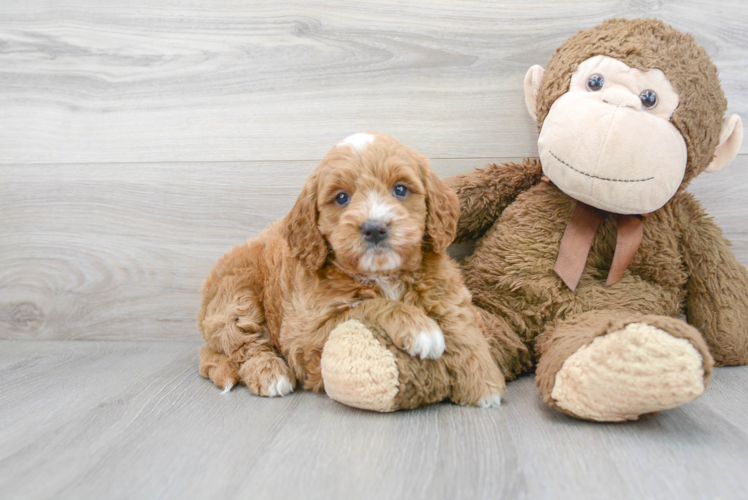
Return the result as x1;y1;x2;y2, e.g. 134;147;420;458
198;132;505;407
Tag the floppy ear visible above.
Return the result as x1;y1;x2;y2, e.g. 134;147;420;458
282;173;328;270
418;156;460;254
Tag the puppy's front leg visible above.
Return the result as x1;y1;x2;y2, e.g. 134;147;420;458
343;299;445;360
439;306;506;408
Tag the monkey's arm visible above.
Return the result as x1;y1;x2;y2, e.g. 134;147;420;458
443;158;543;242
680;196;748;366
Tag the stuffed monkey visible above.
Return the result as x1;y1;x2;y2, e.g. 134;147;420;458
321;18;748;421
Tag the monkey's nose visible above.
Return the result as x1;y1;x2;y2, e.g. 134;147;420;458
361;220;389;244
602;88;641;109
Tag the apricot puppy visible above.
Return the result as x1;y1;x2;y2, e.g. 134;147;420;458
197;132;505;408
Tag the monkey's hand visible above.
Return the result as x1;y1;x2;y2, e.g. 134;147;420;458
681;197;748;366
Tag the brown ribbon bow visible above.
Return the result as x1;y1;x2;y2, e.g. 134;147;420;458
553;200;648;291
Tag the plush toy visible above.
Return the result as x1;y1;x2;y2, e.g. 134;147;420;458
321;18;747;421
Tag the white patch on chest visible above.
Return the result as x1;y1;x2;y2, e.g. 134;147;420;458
372;276;404;301
336;133;375;152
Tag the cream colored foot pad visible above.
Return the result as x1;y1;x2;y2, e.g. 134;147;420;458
551;323;705;421
321;320;400;412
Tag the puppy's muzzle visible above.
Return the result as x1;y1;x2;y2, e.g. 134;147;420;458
361;220;389;245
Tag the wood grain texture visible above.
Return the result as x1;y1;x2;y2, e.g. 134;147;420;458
1;340;746;500
0;157;491;341
2;5;746;498
0;0;746;164
1;156;746;341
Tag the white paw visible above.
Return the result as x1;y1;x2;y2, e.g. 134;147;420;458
409;328;446;360
477;392;502;409
221;382;234;395
266;376;294;397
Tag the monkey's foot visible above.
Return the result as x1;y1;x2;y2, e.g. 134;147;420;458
550;322;707;422
321;320;452;412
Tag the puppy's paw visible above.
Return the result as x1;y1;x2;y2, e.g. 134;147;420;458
476;391;502;409
451;359;507;408
199;344;240;393
239;355;296;398
411;327;446;360
391;313;445;360
266;376;294;397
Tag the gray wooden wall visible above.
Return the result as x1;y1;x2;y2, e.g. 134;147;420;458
1;0;746;341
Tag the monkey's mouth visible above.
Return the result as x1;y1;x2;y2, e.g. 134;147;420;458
548;150;655;183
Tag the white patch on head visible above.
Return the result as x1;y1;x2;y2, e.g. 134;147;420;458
336;133;375;152
359;251;402;273
410;328;446;360
366;192;397;223
266;376;294;397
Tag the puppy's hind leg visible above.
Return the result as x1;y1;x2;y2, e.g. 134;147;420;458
199;343;239;393
199;332;296;397
234;339;296;397
199;272;295;397
199;339;295;397
441;307;507;408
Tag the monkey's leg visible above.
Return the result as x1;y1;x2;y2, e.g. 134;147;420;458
320;312;522;411
535;311;714;422
320;305;533;411
321;320;452;412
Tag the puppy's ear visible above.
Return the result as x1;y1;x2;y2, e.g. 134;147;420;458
282;173;328;270
418;155;460;254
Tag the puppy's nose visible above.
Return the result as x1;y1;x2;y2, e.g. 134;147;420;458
361;220;389;244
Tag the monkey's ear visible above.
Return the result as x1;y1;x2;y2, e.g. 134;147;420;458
705;114;743;173
524;65;545;122
282;173;328;270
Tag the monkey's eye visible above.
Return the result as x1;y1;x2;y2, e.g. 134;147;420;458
639;89;658;109
393;184;409;199
586;74;605;92
335;191;350;206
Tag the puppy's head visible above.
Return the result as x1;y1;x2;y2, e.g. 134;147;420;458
282;132;459;275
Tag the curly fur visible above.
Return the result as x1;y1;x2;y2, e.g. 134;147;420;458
197;132;505;405
437;19;748;421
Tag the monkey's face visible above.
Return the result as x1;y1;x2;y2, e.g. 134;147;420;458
537;55;687;214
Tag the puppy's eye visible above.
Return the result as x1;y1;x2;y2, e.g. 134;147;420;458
393;185;408;199
335;192;350;206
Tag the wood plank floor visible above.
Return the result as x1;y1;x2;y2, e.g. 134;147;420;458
1;340;747;500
